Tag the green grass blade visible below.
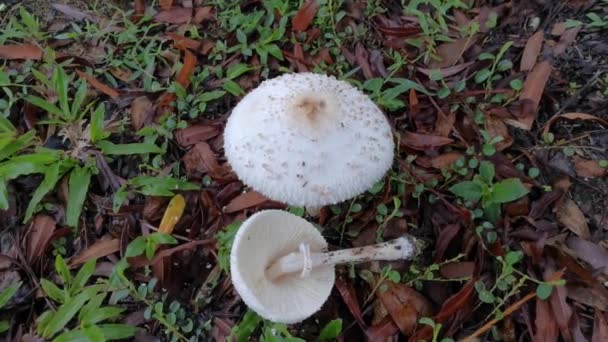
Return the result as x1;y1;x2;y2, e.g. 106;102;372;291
53;67;70;118
0;130;35;160
90;104;109;143
96;140;163;155
0;151;60;180
24;95;64;118
0;115;16;133
0;280;21;308
71;79;88;120
23;161;63;222
0;180;8;210
66;166;92;227
42;291;90;339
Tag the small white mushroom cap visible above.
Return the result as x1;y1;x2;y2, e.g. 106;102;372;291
230;209;334;323
223;72;395;207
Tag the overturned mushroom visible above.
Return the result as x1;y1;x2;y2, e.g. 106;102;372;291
223;73;394;214
230;210;421;323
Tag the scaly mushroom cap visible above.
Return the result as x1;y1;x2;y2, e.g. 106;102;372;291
223;72;394;207
230;210;334;323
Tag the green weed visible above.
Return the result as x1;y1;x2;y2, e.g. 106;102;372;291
449;160;529;223
36;256;138;341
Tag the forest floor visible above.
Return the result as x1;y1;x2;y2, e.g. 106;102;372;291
0;0;607;341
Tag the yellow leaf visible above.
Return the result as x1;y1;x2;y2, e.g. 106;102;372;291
158;194;185;234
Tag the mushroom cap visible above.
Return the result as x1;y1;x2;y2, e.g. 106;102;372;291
230;209;334;323
223;72;394;207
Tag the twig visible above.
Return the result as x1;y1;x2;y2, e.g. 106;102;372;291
461;292;536;342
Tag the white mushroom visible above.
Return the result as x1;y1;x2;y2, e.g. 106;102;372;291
223;73;395;212
230;210;420;324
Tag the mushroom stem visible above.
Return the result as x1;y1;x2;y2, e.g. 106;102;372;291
266;235;420;281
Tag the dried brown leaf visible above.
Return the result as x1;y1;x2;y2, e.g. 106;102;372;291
553;27;581;57
377;281;432;336
434;111;455;137
507;61;552;130
376;25;421;37
485;115;513;151
76;70;119;99
521;31;544;71
418;62;474;78
130;96;154;130
567;283;608;311
505;196;530;217
434;279;475;322
567;237;608;272
439;261;475;279
335;276;365;327
409;89;419;115
409;280;476;342
224;191;269;213
175;125;220;146
69;238;120;267
193;6;214;24
26;215;56;263
573;156;606;179
547;273;573;342
144;196;168;222
182;142;227;179
401;132;454;151
555;199;590;239
434;224;460;262
154;8;192;24
160;0;173;11
592;311;608;342
176;49;196;87
52;3;98;21
134;0;145;15
167;32;201;50
529;189;562;220
551;22;567;36
0;44;43;60
366;316;399;341
430;152;463;169
128;240;213;268
109;68;132;82
355;43;373;79
292;0;318;32
430;37;476;68
534;299;559;342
